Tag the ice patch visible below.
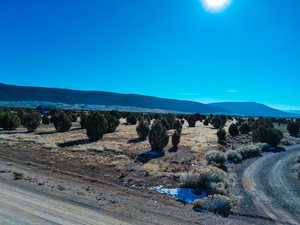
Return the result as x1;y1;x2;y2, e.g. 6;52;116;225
152;186;207;203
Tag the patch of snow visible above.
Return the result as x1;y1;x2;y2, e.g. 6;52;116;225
152;186;207;203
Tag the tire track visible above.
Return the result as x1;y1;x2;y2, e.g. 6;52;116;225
242;146;300;225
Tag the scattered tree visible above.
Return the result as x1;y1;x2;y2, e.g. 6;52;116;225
173;120;182;133
228;124;239;137
212;116;226;129
217;128;227;145
172;130;181;149
126;114;137;125
203;119;209;126
136;119;150;140
22;111;41;132
186;116;197;127
239;123;251;134
253;127;283;147
165;114;176;130
42;114;50;125
287;121;299;137
149;120;169;152
105;114;120;133
86;112;108;141
0;112;21;130
52;111;72;132
80;112;88;129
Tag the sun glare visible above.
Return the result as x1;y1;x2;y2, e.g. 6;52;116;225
201;0;231;13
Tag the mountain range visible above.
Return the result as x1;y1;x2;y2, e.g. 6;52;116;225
0;83;298;118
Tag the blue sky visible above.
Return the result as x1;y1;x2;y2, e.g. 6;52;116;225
0;0;299;110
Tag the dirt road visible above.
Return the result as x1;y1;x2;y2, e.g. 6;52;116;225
0;180;131;225
242;145;300;225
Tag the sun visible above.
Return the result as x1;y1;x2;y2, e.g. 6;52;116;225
201;0;231;13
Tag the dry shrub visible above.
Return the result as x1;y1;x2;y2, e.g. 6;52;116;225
180;166;235;196
205;151;227;168
193;194;238;217
237;145;261;160
281;137;297;146
226;150;242;164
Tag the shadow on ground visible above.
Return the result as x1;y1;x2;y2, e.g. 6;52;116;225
135;151;165;164
262;145;286;153
0;131;28;135
128;138;145;144
57;139;92;147
168;146;178;152
36;130;57;135
70;127;82;131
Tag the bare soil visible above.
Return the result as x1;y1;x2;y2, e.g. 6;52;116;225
0;121;264;225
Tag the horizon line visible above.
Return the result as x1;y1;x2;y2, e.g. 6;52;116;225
1;82;299;112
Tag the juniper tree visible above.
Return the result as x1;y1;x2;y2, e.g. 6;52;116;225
149;120;169;152
253;127;283;147
186;116;197;127
287;121;299;137
217;128;227;145
80;112;88;129
126;114;137;125
172;130;181;149
212;116;226;129
52;111;72;132
136;119;150;140
228;124;239;137
0;112;21;130
23;111;41;132
203;119;209;126
86;112;108;141
105;114;120;133
239;123;251;134
42;114;50;125
173;120;183;133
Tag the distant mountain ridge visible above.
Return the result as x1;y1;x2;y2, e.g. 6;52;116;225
0;83;298;118
0;83;225;114
285;110;300;114
209;102;297;118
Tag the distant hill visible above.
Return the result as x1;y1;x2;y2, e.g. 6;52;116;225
285;110;300;115
209;102;298;118
0;83;297;118
0;83;225;114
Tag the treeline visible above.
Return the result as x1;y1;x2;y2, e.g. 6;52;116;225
0;107;297;150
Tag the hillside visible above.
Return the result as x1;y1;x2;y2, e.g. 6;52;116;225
0;83;225;114
1;83;297;117
209;102;297;117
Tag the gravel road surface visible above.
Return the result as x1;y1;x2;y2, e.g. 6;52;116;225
0;180;131;225
242;145;300;225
